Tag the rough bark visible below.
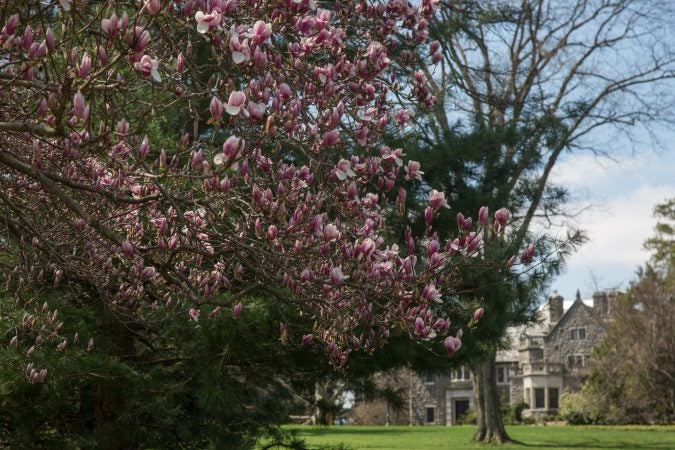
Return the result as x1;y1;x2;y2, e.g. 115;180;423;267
472;350;510;444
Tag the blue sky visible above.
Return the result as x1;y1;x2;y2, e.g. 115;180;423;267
546;141;675;302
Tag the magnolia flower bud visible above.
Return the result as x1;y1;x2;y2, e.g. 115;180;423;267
301;334;313;345
72;90;85;118
77;53;91;78
121;240;134;257
267;225;278;240
478;206;489;226
159;149;168;168
473;307;484;322
424;206;433;226
138;135;150;160
232;302;243;318
145;0;161;15
176;52;185;73
210;96;223;121
330;266;345;286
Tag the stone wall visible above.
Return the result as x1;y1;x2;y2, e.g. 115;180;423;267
545;301;606;391
409;371;451;425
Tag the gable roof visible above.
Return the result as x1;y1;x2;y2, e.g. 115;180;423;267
544;298;606;340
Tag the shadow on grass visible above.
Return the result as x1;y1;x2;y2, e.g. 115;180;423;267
510;439;674;449
307;428;411;436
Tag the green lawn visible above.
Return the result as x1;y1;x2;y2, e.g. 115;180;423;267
284;425;675;450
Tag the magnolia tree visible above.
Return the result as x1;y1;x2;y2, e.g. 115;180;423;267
0;0;529;379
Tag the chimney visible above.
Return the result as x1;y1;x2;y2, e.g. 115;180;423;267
549;291;563;324
606;290;618;316
592;291;608;317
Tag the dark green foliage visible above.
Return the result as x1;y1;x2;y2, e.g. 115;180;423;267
1;284;446;448
0;289;332;449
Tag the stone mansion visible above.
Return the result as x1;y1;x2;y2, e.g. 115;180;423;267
407;290;617;425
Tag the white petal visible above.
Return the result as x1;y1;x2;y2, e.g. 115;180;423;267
197;22;209;33
225;105;241;116
151;68;161;82
213;154;224;165
232;52;246;64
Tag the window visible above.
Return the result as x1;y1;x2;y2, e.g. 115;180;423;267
452;366;471;381
534;388;546;409
568;354;586;368
548;388;559;409
424;373;435;385
426;407;435;424
497;366;508;384
570;327;587;340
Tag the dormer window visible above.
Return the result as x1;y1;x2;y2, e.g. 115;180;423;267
570;327;586;340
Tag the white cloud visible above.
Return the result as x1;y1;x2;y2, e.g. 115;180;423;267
544;150;675;299
566;185;675;266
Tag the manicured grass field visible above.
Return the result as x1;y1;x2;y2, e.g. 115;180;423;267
285;425;675;450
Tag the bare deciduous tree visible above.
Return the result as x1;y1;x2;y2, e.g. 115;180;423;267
414;0;675;442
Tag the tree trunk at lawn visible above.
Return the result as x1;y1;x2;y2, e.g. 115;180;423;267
472;350;510;444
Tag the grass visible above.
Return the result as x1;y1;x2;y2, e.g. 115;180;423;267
283;425;675;450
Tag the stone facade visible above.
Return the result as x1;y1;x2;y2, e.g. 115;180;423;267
406;290;616;424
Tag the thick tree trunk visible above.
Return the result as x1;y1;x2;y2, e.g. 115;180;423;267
472;350;510;444
472;363;486;440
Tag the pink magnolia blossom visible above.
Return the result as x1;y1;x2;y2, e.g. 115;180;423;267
444;336;462;357
229;35;250;64
225;91;246;115
249;21;272;44
520;243;535;263
101;14;119;37
495;207;510;226
320;129;340;147
405;160;424;181
429;189;448;210
335;159;355;180
0;0;520;369
323;223;339;241
134;54;161;82
195;10;221;34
